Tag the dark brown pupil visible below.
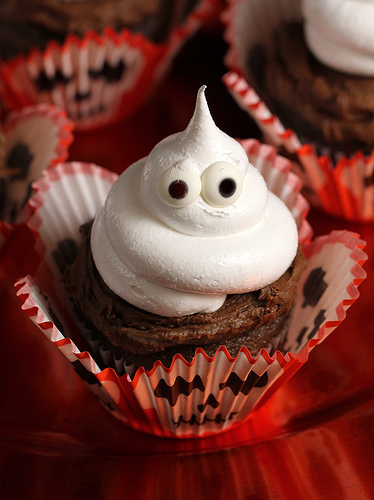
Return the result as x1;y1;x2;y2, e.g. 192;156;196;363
219;178;236;198
169;180;188;199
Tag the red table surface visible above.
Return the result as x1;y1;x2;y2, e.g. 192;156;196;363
1;29;374;499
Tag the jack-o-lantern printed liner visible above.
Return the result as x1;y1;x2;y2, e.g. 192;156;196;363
0;104;73;253
16;157;366;438
0;0;220;131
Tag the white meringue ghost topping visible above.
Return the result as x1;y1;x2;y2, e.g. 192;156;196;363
302;0;374;76
91;86;298;317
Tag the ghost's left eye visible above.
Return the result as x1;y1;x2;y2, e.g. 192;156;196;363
158;167;201;208
202;161;243;207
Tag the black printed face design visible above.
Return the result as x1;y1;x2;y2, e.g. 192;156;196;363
302;267;328;308
35;59;126;93
364;170;374;188
0;142;34;222
32;53;137;122
154;370;269;428
5;143;34;181
34;59;127;120
295;266;328;349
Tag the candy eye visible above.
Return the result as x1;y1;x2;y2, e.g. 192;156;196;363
202;161;243;207
158;167;201;208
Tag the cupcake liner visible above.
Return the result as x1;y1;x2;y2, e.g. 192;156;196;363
0;0;220;131
222;0;374;222
0;104;73;232
15;158;366;438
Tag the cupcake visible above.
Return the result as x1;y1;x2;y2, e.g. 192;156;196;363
0;0;220;130
64;85;307;371
223;0;374;222
17;87;366;438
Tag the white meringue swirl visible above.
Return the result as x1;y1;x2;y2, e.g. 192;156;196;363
91;86;298;317
302;0;374;76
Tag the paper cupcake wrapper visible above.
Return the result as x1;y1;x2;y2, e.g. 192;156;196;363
0;104;73;231
16;159;366;438
222;0;374;222
0;0;219;131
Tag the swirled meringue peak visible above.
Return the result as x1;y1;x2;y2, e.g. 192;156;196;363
91;86;298;317
302;0;374;76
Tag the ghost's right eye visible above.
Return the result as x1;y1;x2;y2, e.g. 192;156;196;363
201;161;243;208
158;167;201;208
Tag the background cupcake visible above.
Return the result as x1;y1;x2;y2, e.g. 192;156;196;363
222;0;374;222
0;0;221;131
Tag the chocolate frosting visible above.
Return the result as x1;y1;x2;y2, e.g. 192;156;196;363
255;22;374;150
64;221;307;362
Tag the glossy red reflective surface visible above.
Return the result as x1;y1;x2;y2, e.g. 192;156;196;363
1;29;374;499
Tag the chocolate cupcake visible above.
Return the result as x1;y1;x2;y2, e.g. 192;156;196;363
223;0;374;221
63;86;305;371
17;88;367;438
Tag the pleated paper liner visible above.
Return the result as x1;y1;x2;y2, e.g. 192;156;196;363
15;158;367;438
221;0;374;222
0;0;220;132
0;104;73;255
